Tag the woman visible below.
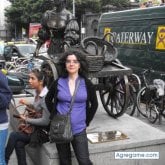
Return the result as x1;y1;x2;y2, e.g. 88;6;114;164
0;70;12;165
5;69;50;165
45;48;98;165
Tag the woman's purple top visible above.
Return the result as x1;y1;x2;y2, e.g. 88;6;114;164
56;77;87;135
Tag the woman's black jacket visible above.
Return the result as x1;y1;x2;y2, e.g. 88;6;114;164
45;77;98;126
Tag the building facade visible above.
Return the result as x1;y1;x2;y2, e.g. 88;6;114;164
0;0;11;40
82;1;140;38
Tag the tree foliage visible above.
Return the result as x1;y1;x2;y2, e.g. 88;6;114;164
67;0;130;12
68;0;101;13
5;0;53;35
101;0;130;8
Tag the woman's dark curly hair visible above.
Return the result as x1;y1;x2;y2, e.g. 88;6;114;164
59;48;88;77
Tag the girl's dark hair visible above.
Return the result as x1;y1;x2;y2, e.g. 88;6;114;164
59;48;89;77
30;69;47;87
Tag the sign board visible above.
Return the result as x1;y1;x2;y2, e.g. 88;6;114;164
29;23;41;39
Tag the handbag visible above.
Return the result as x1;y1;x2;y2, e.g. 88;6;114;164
18;122;34;134
49;79;80;143
13;105;42;134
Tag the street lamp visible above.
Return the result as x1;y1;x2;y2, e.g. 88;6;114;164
14;23;17;39
73;0;75;17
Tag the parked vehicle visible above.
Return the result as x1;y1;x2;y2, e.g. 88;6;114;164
1;68;25;94
1;42;27;93
3;43;36;61
3;42;49;61
97;6;165;79
0;42;6;69
7;74;25;94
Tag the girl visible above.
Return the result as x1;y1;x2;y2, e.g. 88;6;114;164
5;69;50;165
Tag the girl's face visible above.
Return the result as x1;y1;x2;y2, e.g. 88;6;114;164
65;54;80;75
28;72;42;89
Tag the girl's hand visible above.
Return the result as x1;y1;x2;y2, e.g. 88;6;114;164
19;114;26;121
19;99;28;105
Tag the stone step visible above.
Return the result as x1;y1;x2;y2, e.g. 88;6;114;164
9;96;165;165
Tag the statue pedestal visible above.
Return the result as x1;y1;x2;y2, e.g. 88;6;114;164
10;97;165;165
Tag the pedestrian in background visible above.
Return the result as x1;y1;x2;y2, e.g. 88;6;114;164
45;48;98;165
0;70;12;165
5;69;50;165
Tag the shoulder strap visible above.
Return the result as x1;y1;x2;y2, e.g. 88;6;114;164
68;79;80;114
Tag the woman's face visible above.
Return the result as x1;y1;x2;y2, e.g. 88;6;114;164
28;72;42;89
65;54;80;75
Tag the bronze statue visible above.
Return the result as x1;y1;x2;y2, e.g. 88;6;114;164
34;0;80;59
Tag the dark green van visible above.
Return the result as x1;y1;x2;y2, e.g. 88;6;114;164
97;6;165;78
